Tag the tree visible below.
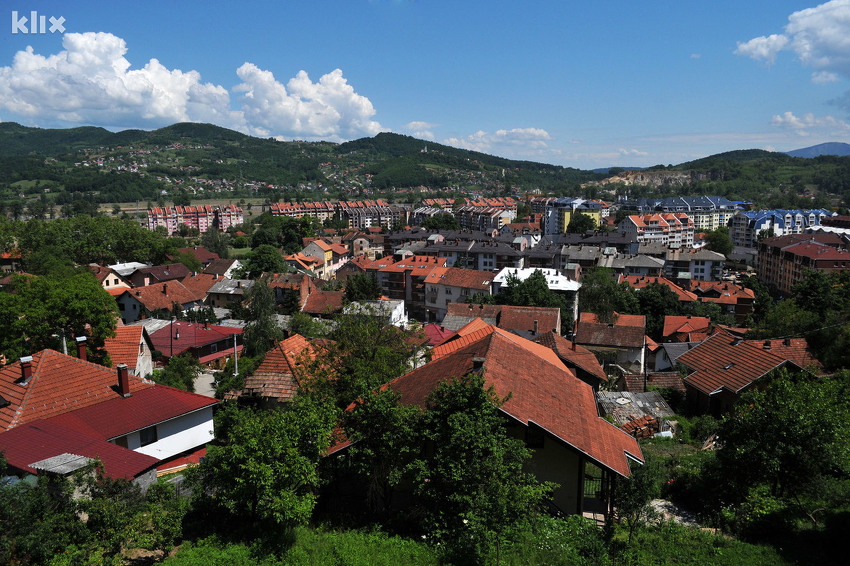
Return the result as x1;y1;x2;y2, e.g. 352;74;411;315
152;352;200;392
0;272;118;363
577;267;639;324
516;201;532;220
717;370;850;527
493;269;575;332
704;226;733;256
612;458;662;545
410;374;555;563
187;398;335;531
201;228;231;259
567;213;596;233
242;277;283;357
634;282;682;339
242;244;285;279
422;212;460;231
344;273;381;303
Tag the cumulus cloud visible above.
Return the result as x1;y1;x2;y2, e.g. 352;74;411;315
443;127;552;156
0;32;383;140
771;110;850;136
404;120;437;140
736;1;850;79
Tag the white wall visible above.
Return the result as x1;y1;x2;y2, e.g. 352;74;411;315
124;407;214;461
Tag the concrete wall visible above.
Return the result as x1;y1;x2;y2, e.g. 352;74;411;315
123;407;214;462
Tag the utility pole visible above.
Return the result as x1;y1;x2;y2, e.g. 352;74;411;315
233;333;239;376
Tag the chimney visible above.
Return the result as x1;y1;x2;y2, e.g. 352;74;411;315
763;340;771;350
76;336;87;361
572;340;577;351
19;356;33;383
472;357;486;371
162;283;168;295
783;338;791;346
117;363;131;397
533;320;539;335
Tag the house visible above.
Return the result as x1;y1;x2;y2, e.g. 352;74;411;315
574;312;646;374
757;233;850;295
532;331;608;391
331;323;643;516
269;272;320;311
661;316;712;343
203;258;242;279
284;252;325;275
113;281;204;324
493;267;580;322
423;266;495;322
128;263;192;288
440;303;561;336
179;272;220;304
334;254;374;283
207;279;254;309
0;350;218;483
302;290;346;318
676;332;822;415
148;321;243;367
89;264;131;292
233;334;317;408
622;372;686;397
103;325;155;378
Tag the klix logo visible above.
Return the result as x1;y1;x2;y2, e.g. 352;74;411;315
11;10;66;34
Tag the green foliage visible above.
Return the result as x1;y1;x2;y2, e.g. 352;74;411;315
704;226;733;256
186;399;336;531
242;277;284;357
410;374;555;563
577;267;639;323
251;215;319;255
613;458;662;545
566;212;596;233
634;282;680;339
216;354;260;399
489;269;575;332
201;229;231;259
243;244;285;279
0;271;118;363
288;311;328;339
344;273;381;303
153;352;201;392
421;212;460;231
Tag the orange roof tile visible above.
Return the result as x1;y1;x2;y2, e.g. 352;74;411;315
103;326;147;370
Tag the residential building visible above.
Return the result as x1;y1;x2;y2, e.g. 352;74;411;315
129;263;192;288
757;232;850;295
207;279;254;309
728;208;833;247
234;334;316;408
149;321;243;367
113;281;204;324
440;303;561;336
89;265;131;292
618;213;694;248
147;205;243;235
423;267;495;322
574;312;646;374
103;326;155;378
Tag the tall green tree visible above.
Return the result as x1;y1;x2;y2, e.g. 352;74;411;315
242;277;283;357
704;226;733;256
152;352;201;392
410;374;555;563
344;273;381;303
187;398;335;531
566;213;596;233
0;272;118;363
242;244;285;279
577;267;638;323
422;212;460;231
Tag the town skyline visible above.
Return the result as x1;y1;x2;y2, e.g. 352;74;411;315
3;1;850;170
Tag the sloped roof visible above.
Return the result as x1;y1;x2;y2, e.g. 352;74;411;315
375;328;642;477
662;316;711;339
743;338;824;374
499;305;560;335
424;267;494;290
121;281;199;311
0;419;159;480
433;322;567;371
0;350;154;431
441;303;502;331
149;321;242;358
137;263;191;282
575;312;646;349
46;385;217;440
677;333;801;395
179;273;219;301
203;258;239;276
242;334;317;402
532;331;607;383
619;275;697;302
103;326;150;370
174;246;219;265
302;290;346;315
423;324;455;346
623;372;685;394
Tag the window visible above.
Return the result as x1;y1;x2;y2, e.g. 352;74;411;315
210;343;218;354
114;436;128;448
139;426;158;447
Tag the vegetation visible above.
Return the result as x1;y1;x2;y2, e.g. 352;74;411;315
152;352;201;392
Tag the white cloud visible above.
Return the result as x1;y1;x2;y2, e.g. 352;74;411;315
812;70;840;83
618;148;648;157
771;110;850;136
443;127;552;157
404;120;437;140
0;32;383;140
736;1;850;79
690;53;701;60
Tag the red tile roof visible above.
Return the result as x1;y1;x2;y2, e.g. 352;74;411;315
149;322;242;358
242;335;319;402
662;316;711;339
302;290;346;315
424;267;494;290
46;385;217;440
575;312;646;349
179;273;219;301
137;263;192;283
0;419;159;480
532;331;608;383
370;328;642;477
103;326;148;370
0;350;155;431
173;247;220;265
619;275;697;302
623;372;685;394
499;305;561;335
423;324;455;346
121;281;199;311
677;333;801;395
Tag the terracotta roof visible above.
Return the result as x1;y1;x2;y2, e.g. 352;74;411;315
623;372;685;394
423;324;455;346
179;273;219;301
442;303;502;331
575;312;646;349
619;275;697;302
424;267;494;290
677;333;800;395
532;331;608;383
103;326;148;370
241;335;316;402
499;305;560;335
432;322;567;371
369;328;642;477
302;290;346;315
0;419;159;480
0;350;154;431
662;316;711;339
88;264;116;283
743;338;824;374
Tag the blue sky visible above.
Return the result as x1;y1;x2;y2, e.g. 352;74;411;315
2;1;850;169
